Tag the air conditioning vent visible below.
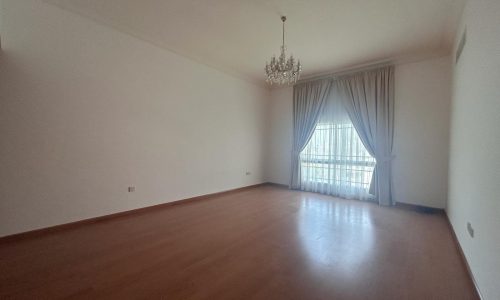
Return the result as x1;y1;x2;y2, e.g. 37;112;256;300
456;28;467;64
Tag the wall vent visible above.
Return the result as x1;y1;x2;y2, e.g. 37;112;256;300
456;28;467;64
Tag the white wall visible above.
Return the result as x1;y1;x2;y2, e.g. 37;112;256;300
0;0;269;237
448;0;500;298
265;87;293;186
393;57;452;208
265;56;452;208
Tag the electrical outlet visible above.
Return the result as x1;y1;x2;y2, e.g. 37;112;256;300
245;171;251;176
128;186;136;193
467;222;474;238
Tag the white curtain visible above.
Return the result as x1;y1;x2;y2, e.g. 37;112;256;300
334;66;395;205
300;95;376;201
291;66;394;204
290;80;332;189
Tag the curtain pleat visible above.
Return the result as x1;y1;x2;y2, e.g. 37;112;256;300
290;79;332;189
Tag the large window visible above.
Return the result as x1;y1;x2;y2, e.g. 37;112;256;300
300;122;375;200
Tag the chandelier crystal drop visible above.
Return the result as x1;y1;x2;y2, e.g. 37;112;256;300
265;16;302;85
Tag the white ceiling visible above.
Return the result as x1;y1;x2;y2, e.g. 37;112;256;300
47;0;465;87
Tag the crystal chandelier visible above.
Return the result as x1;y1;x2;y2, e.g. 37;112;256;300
265;16;302;85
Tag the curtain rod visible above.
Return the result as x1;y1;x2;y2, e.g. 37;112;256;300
296;59;394;84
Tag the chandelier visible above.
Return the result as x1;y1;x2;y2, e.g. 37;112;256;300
265;16;302;85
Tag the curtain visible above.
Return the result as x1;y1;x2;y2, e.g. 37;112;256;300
290;79;332;189
300;95;376;200
333;66;395;205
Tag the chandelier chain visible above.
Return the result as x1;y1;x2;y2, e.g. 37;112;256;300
282;17;285;47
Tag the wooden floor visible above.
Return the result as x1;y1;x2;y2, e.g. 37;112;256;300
0;185;477;299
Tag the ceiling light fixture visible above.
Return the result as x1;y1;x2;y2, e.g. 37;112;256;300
265;16;302;85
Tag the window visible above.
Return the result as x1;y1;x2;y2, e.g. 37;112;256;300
300;122;375;200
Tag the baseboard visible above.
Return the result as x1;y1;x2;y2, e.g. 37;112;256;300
0;182;269;244
394;202;445;214
265;182;289;189
444;213;483;299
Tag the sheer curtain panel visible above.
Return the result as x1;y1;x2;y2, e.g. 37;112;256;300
300;96;376;200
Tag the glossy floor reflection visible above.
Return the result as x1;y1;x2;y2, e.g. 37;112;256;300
298;196;375;273
0;185;478;299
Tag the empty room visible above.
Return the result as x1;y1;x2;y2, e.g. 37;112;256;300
1;0;499;299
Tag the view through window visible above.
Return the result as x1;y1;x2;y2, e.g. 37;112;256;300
300;123;375;200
